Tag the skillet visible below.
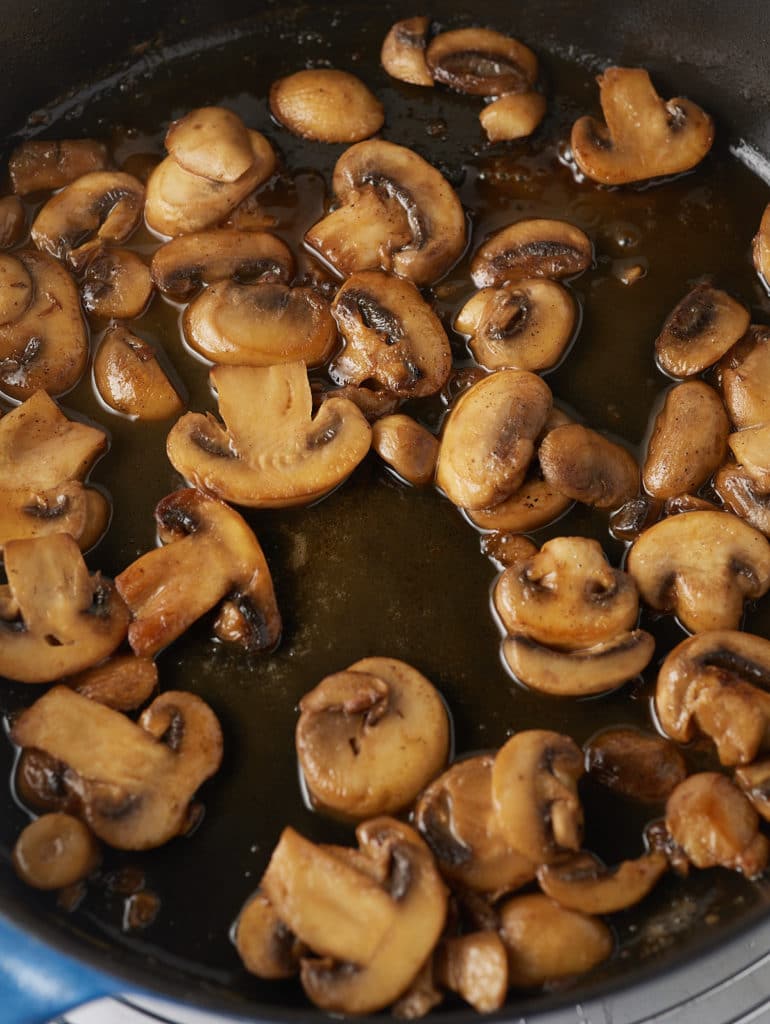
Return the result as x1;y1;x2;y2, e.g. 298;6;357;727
3;0;770;1020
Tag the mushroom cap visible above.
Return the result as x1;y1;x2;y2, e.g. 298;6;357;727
269;70;384;144
0;196;26;250
371;414;438;487
425;28;538;96
13;812;100;891
466;475;572;533
735;759;770;822
296;657;449;820
436;931;509;1014
480;92;547;142
537;851;667;915
729;423;770;493
626;510;770;632
586;727;687;803
165;106;254;183
471;218;592;289
68;654;158;712
9;139;110;196
753;204;770;290
718;324;770;429
235;891;304;980
715;462;770;536
380;17;432;87
436;369;552;510
80;246;153;320
94;326;184;421
571;67;714;185
0;253;32;324
167;362;372;508
655;284;750;379
539;423;639;509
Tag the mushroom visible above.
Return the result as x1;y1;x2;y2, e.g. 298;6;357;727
499;893;612;988
80;247;153;319
718;325;770;428
656;630;770;765
371;415;438;486
715;463;770;536
305;139;466;287
270;70;384;143
68;654;158;712
320;383;401;422
380;17;433;87
11;686;223;850
15;750;75;816
435;369;552;510
643;381;729;498
655;284;750;378
94;326;184;421
585;727;687;803
626;510;770;632
491;730;584;864
729;424;770;492
13;812;100;890
571;67;714;185
479;92;547;142
296;657;449;820
466;476;572;533
414;754;536;897
116;488;281;658
151;229;293;301
31;171;145;261
0;534;128;683
753;204;770;289
234;890;305;979
166;362;372;508
435;931;508;1014
425;28;538;96
539;423;639;509
165;106;254;183
609;495;661;542
735;760;770;822
480;532;538;570
330;271;451;397
666;772;769;877
537;851;667;915
184;281;336;369
391;958;443;1019
0;196;26;249
455;279;577;372
470;219;592;288
9;139;110;196
0;250;88;398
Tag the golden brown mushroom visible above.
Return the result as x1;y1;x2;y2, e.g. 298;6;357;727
585;727;687;803
68;654;157;712
380;17;433;87
372;415;438;486
718;325;770;428
426;28;537;96
728;424;770;493
715;463;770;536
480;92;547;142
435;932;509;1014
270;70;384;143
471;218;592;288
735;760;770;822
655;284;750;379
94;326;184;421
13;812;100;890
537;851;667;915
165;106;254;183
234;890;305;979
753;204;770;289
9;139;110;196
79;246;153;320
539;423;639;509
0;196;26;249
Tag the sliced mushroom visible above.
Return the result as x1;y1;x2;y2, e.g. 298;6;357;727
0;196;26;249
116;488;281;658
305;139;466;287
480;92;547;142
471;219;591;288
94;326;184;421
151;229;293;301
571;67;714;185
270;70;384;143
718;325;770;429
9;139;110;196
426;28;537;96
539;423;639;509
656;630;770;765
436;369;552;510
234;890;304;979
753;204;770;288
11;686;223;849
609;494;662;541
626;510;770;632
666;772;769;877
664;493;719;516
0;250;88;398
380;17;433;87
330;271;451;397
456;279;576;372
466;476;572;533
0;252;32;325
735;760;770;822
165;106;254;183
537;851;667;915
655;284;750;379
31;171;145;261
80;247;153;319
414;754;536;897
729;424;770;492
585;727;687;803
320;383;401;422
167;362;371;508
372;415;438;486
13;812;100;890
492;730;584;864
435;932;508;1014
68;655;157;712
391;958;443;1019
296;657;449;820
715;462;770;536
499;893;612;988
480;531;538;570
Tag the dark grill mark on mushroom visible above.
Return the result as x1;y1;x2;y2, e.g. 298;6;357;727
494;241;581;272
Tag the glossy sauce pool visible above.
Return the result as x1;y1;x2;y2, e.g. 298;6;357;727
2;6;770;1012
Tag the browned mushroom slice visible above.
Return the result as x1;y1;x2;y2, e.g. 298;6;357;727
235;890;305;979
0;253;32;325
80;247;153;319
456;279;576;372
537;851;667;915
414;754;536;897
9;139;110;196
499;893;612;987
391;958;443;1019
270;70;384;144
426;28;537;96
643;381;729;498
480;92;547;142
13;813;100;890
656;630;770;765
31;171;145;261
380;16;432;87
585;728;687;803
471;219;592;288
666;773;769;877
165;107;254;183
167;362;371;508
753;205;770;288
323;384;401;423
466;477;572;533
0;534;128;683
0;250;88;399
372;415;438;486
718;325;770;429
539;423;639;509
68;654;158;712
609;495;661;541
184;282;336;369
735;760;770;822
715;462;770;535
729;424;770;492
297;658;448;820
152;230;293;301
331;271;451;397
626;510;770;633
11;686;223;850
492;730;584;864
494;536;639;649
116;488;281;658
306;140;466;287
94;326;183;421
436;369;552;510
480;532;538;570
435;932;508;1014
0;196;26;249
571;67;714;185
655;284;750;378
0;484;107;552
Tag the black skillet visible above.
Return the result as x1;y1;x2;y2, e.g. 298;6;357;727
3;0;770;1020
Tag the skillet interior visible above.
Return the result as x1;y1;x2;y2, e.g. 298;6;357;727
2;1;770;1019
